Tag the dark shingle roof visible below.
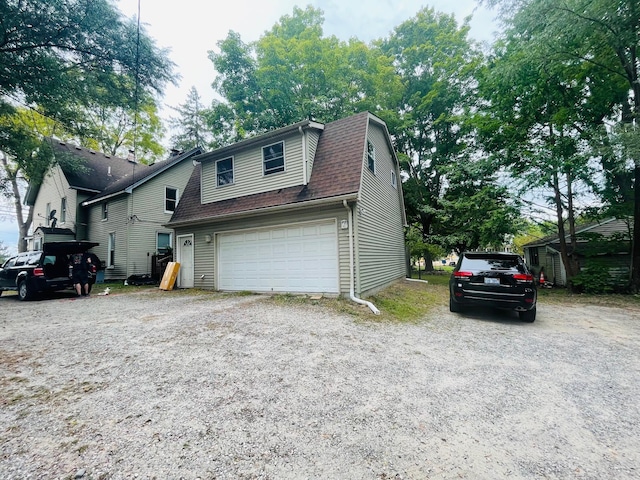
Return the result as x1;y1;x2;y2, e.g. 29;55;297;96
168;111;372;226
523;218;632;248
50;140;149;193
83;147;203;204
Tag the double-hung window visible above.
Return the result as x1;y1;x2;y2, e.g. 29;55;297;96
102;203;108;221
263;141;285;175
216;157;234;186
107;232;116;268
157;232;172;255
367;141;376;173
165;187;178;213
60;198;67;223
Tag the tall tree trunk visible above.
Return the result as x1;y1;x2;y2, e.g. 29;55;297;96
552;171;575;288
565;171;580;277
1;153;31;253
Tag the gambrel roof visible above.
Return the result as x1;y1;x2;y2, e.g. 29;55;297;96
168;111;398;227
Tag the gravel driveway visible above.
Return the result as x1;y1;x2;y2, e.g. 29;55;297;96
1;285;639;479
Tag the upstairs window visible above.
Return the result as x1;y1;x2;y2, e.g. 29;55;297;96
165;187;178;213
367;141;376;173
216;157;234;186
263;141;285;175
60;197;67;223
391;170;397;189
102;203;108;221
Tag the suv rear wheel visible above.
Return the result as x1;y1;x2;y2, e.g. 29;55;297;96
18;281;32;301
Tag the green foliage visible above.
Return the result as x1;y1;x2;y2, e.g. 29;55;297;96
208;6;400;136
169;87;212;151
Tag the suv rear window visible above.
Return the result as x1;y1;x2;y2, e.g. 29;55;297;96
461;255;524;272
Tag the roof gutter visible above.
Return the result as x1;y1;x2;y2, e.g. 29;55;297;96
343;199;380;315
165;193;358;229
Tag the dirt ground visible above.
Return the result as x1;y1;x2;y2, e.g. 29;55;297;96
1;287;639;479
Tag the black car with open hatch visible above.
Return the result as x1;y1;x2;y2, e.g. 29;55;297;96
449;251;537;322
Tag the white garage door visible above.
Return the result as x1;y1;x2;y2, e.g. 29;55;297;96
217;221;339;293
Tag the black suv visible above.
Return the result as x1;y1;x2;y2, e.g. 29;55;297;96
0;241;99;301
449;252;537;322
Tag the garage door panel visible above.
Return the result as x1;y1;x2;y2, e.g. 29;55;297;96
218;221;339;293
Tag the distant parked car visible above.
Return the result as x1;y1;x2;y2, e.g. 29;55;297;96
449;252;537;322
0;241;99;301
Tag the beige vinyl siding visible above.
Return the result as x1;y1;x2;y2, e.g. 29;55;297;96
355;122;406;296
86;197;128;280
123;160;194;277
31;165;79;233
306;130;321;180
201;133;305;204
174;205;351;294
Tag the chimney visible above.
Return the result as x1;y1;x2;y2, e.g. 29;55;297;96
127;149;136;163
170;148;181;157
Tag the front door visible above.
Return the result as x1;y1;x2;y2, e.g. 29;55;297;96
177;235;194;288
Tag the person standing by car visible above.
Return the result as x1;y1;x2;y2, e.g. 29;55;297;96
69;252;93;296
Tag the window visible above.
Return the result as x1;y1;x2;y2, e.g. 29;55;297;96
367;141;375;173
60;198;67;223
216;157;234;186
107;232;116;267
165;187;178;212
391;171;397;189
157;232;172;255
529;247;539;266
102;203;108;221
263;141;285;175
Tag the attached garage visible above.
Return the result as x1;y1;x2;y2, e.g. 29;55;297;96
217;220;339;293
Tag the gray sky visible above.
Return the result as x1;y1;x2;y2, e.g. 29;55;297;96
0;0;500;254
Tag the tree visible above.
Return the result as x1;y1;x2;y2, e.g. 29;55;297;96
169;87;212;151
482;0;640;288
379;8;491;266
0;0;176;249
208;6;400;137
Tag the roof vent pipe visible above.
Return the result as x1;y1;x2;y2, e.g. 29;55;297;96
343;199;380;314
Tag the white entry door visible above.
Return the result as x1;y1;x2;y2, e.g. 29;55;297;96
217;220;339;293
177;235;194;288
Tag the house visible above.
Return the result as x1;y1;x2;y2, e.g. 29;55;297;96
26;140;202;280
523;218;632;286
166;111;408;300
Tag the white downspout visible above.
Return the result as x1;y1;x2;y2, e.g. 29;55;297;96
299;126;308;185
343;200;380;315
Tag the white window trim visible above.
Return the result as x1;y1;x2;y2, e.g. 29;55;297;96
107;232;116;268
262;141;286;176
216;156;234;187
165;186;179;214
102;202;108;222
156;231;173;254
367;140;376;174
60;197;67;223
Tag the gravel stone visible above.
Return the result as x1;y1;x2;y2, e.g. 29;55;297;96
1;289;639;479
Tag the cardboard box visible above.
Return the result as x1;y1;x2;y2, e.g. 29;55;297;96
159;262;180;290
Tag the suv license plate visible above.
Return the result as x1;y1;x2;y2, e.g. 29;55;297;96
484;278;500;285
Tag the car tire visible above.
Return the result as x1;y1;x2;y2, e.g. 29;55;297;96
519;307;536;323
18;281;32;301
449;295;461;313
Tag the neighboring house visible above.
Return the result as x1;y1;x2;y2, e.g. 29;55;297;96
523;218;632;286
166;111;408;298
26;140;202;280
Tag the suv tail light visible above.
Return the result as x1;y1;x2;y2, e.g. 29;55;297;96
454;271;473;280
33;267;45;277
513;273;534;282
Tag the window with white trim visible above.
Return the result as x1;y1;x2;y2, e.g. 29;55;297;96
391;170;397;189
216;157;234;186
102;203;108;221
165;187;178;213
263;141;285;175
107;232;116;267
157;232;172;255
60;197;67;223
367;141;375;173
